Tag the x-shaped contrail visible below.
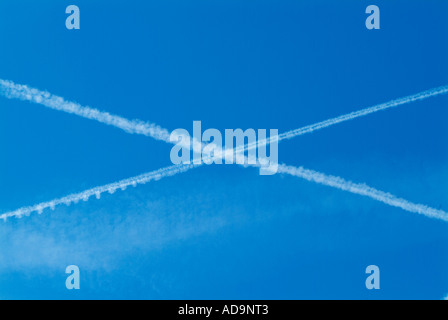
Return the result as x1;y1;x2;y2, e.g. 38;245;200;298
1;79;447;222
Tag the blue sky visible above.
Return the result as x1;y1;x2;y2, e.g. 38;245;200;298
0;0;448;299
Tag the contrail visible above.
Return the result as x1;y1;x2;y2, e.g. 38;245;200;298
0;163;196;221
2;79;448;155
0;79;172;143
1;79;448;221
0;79;205;154
277;164;448;222
277;85;448;141
3;160;447;222
241;84;448;153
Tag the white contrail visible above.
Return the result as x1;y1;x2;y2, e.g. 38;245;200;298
241;84;448;152
0;163;196;221
277;164;448;222
3;159;447;222
277;85;448;141
0;79;206;154
2;79;448;156
1;79;448;222
0;79;172;143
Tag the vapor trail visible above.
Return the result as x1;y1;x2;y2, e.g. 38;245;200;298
241;84;448;153
279;85;448;140
0;163;196;221
277;164;448;222
0;79;172;143
1;79;448;222
3;160;447;222
2;79;448;155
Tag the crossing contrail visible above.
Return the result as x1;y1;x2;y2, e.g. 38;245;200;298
2;79;448;155
3;160;447;222
1;79;448;222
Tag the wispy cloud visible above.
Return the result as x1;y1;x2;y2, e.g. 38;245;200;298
0;186;233;272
